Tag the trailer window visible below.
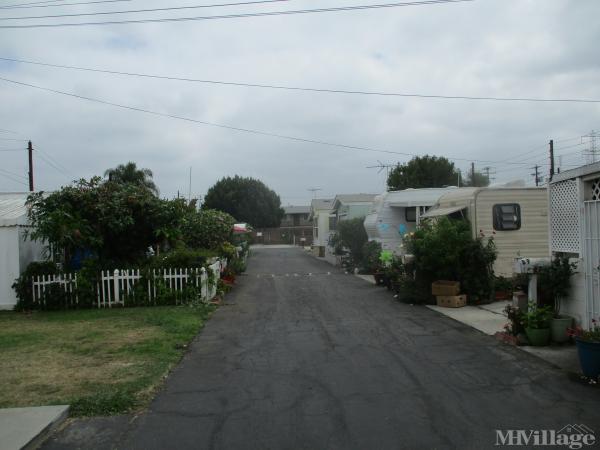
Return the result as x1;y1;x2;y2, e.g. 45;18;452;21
493;204;521;230
405;207;417;223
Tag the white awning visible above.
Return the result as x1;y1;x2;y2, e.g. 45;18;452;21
420;205;466;218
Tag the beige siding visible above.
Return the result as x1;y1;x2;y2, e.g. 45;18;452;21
475;189;549;277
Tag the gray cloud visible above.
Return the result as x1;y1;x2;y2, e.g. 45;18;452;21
1;0;599;203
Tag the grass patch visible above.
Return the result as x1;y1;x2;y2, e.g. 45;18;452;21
0;305;216;416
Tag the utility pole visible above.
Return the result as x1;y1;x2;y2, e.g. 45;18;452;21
531;165;541;186
549;139;555;181
482;166;496;183
457;168;461;187
188;167;192;203
28;140;34;191
471;162;475;184
582;130;599;163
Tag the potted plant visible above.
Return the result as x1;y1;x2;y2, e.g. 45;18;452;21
520;302;553;346
536;256;577;343
569;319;600;379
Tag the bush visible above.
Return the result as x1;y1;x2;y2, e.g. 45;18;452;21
362;241;383;273
148;248;219;269
405;217;497;303
535;255;577;316
328;217;368;269
181;209;235;250
13;261;61;311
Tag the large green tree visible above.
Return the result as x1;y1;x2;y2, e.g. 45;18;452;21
104;161;159;195
387;155;460;190
26;177;176;265
202;176;284;228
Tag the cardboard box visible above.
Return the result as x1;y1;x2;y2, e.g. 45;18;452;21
436;294;467;308
431;280;460;296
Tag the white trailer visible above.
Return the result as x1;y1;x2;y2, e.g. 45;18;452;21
364;187;457;255
421;187;549;277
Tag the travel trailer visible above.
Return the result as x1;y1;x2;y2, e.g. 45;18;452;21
364;187;457;254
421;187;549;277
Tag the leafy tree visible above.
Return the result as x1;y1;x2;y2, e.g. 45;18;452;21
387;155;460;190
26;177;178;265
181;209;235;250
203;176;284;228
104;161;159;195
328;217;369;267
463;170;490;187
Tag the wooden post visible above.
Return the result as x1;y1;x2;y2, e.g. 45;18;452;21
28;141;34;191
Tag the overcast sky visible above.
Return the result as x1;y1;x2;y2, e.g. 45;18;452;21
1;0;599;204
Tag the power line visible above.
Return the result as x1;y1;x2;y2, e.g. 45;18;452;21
35;146;72;174
0;168;28;185
34;148;72;177
4;56;600;105
0;75;543;167
0;0;296;20
0;167;27;179
0;0;132;9
0;0;475;29
0;0;69;8
0;147;26;151
0;137;28;141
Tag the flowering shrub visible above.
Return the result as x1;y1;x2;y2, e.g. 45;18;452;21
503;304;524;336
569;319;600;343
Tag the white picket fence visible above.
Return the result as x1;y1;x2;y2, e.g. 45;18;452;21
31;260;226;308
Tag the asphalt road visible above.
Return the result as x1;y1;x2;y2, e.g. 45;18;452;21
45;247;600;450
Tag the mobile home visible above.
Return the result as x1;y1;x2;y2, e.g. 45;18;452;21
364;187;457;254
0;193;46;310
548;161;600;327
421;187;549;277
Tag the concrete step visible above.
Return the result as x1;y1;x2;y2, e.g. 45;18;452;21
0;405;69;450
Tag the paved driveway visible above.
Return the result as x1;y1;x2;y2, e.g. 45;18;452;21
45;247;600;449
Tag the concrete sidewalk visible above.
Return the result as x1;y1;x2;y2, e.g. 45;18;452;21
426;301;580;373
0;405;69;450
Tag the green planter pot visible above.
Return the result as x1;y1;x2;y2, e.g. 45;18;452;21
551;316;573;343
525;327;551;346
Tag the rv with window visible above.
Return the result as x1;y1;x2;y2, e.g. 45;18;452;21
421;187;549;277
364;187;457;254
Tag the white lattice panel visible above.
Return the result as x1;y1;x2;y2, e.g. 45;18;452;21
550;179;581;253
591;178;600;201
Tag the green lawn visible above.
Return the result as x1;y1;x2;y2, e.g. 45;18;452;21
0;305;215;416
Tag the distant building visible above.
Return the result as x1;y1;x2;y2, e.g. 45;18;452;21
253;205;312;246
330;194;378;230
316;193;377;264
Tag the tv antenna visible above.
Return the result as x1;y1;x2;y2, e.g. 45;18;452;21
366;160;394;176
307;187;322;199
